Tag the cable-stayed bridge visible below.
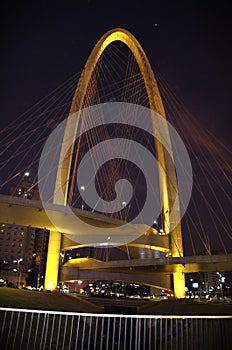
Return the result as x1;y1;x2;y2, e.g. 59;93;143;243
0;28;231;298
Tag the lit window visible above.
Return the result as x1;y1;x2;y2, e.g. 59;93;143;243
20;232;24;236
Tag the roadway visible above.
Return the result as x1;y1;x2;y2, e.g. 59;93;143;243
1;194;232;275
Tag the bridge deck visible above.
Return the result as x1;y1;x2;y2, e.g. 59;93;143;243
64;254;232;274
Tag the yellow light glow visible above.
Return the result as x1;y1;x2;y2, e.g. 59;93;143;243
173;272;185;299
129;243;170;253
44;231;61;291
65;257;91;266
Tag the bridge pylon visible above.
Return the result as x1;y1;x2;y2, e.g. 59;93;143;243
44;28;185;297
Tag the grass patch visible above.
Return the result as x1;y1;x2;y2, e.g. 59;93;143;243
139;298;232;315
0;287;103;313
1;287;231;315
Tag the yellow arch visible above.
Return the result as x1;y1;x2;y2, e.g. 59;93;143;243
54;28;183;265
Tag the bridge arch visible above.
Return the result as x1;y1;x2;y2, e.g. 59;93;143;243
48;28;184;297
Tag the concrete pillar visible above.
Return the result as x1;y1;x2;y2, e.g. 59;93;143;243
44;231;61;291
173;272;185;298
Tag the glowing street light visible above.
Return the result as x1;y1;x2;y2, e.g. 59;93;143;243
80;186;85;210
13;258;23;287
121;201;128;221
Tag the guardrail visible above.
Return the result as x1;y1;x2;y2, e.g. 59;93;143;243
0;307;231;350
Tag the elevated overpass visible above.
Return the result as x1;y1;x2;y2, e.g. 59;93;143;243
59;253;232;292
1;194;231;296
63;254;232;274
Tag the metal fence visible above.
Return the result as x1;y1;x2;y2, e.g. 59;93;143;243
0;307;231;350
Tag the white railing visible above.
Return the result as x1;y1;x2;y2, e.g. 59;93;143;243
0;307;231;350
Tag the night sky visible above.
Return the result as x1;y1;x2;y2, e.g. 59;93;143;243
0;0;231;257
0;0;231;147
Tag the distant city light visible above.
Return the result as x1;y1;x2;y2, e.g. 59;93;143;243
24;171;30;177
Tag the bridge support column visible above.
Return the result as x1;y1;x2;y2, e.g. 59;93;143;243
173;272;185;299
44;231;61;291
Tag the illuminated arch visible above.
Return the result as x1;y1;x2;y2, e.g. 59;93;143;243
54;28;183;260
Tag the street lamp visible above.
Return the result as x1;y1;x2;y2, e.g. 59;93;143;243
13;258;23;287
122;201;127;221
80;186;85;210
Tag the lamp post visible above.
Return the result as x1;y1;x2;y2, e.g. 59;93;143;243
13;258;22;287
122;201;127;221
17;258;22;287
80;186;85;210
